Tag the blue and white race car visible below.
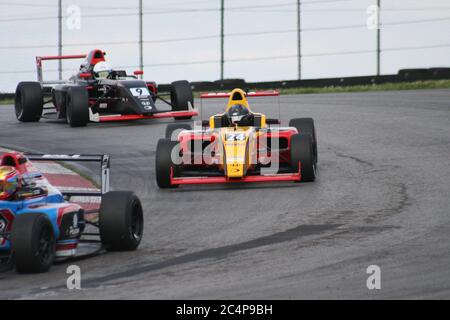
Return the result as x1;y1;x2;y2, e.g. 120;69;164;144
0;152;143;273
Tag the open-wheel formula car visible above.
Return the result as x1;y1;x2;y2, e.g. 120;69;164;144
0;152;143;273
14;49;197;127
155;88;318;188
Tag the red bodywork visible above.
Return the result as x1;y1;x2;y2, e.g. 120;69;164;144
35;49;199;122
169;166;301;185
162;89;303;185
170;127;300;185
1;152;36;175
200;91;280;99
97;111;198;122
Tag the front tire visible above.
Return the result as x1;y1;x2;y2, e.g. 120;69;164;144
165;123;192;139
99;191;144;251
171;80;194;120
289;118;317;164
15;82;43;122
66;86;89;127
290;133;316;182
11;213;56;274
156;139;180;188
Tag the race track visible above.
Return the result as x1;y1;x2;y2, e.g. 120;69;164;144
0;89;449;299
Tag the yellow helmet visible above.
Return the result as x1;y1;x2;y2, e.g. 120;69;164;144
0;166;20;200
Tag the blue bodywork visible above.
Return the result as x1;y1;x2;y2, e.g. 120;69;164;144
0;186;68;251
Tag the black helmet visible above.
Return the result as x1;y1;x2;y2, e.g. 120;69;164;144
226;104;249;124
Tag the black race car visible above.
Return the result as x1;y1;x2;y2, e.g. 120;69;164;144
14;49;198;127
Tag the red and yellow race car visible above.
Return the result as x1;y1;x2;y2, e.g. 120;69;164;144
155;88;317;188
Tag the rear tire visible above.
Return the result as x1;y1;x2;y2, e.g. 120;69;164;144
171;80;194;120
156;139;180;188
290;133;316;182
66;86;89;127
99;191;144;251
289;118;317;164
11;213;56;273
15;82;43;122
165;123;192;139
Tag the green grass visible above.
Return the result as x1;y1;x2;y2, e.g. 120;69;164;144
278;79;450;95
2;79;450;104
193;79;450;97
0;98;13;105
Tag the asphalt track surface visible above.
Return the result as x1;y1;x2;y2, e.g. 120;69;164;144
0;89;449;299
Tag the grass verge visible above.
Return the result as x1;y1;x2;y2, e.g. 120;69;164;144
193;79;450;97
2;79;450;103
0;99;13;105
278;79;450;95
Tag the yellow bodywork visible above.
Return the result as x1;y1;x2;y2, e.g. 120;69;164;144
208;88;267;179
221;127;253;178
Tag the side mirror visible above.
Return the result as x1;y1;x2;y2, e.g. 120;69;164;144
79;73;91;79
202;120;210;127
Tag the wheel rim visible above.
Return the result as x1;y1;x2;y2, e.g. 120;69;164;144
38;224;54;265
129;201;143;241
15;92;23;118
66;94;72;123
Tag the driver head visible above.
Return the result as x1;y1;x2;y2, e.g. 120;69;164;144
93;61;112;79
0;166;20;200
226;104;250;125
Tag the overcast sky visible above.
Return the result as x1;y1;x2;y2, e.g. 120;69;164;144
0;0;449;91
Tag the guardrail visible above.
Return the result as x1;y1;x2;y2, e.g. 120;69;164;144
0;93;14;100
1;68;449;99
161;68;450;92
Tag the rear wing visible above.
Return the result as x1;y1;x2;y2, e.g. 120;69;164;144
200;91;279;99
36;54;86;85
25;154;110;197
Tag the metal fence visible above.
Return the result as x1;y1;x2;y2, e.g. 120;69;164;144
1;0;450;90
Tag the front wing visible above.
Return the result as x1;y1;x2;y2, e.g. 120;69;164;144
91;110;198;122
169;164;301;186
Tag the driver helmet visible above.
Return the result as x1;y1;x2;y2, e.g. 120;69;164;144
0;166;20;201
226;104;250;125
93;61;112;79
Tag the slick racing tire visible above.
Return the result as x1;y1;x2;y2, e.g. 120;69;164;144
11;213;56;274
66;86;89;127
165;123;192;139
289;118;318;164
99;191;144;251
290;133;316;182
170;80;194;120
156;139;180;188
15;82;43;122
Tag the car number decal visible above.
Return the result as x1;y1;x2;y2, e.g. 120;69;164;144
225;133;246;141
130;87;150;97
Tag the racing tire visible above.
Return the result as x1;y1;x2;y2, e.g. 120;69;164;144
15;82;43;122
289;118;318;164
156;139;180;188
66;86;89;127
171;80;194;120
290;133;316;182
165;123;192;139
99;191;144;251
11;213;56;273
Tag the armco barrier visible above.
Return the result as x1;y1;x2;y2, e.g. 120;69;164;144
1;68;449;99
0;93;14;100
162;67;450;92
